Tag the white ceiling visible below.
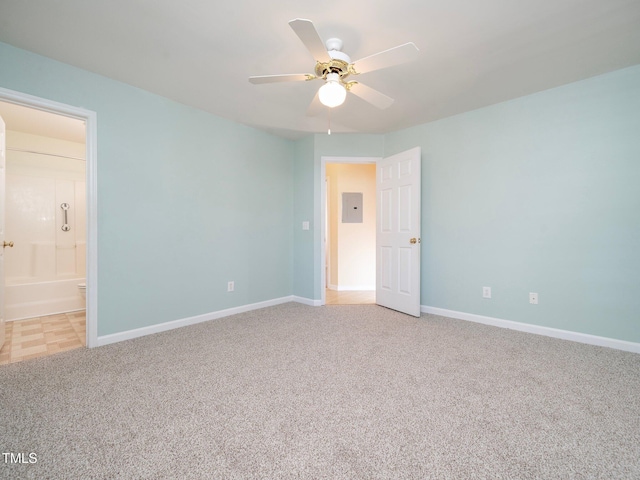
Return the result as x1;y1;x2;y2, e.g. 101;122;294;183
1;0;639;140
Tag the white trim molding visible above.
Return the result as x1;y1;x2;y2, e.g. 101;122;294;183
422;305;640;354
292;296;323;307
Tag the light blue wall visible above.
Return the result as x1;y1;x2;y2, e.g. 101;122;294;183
2;40;638;344
292;135;315;299
386;65;640;343
0;42;294;336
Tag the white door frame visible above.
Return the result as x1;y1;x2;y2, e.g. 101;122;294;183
0;87;98;348
320;156;381;305
325;176;330;290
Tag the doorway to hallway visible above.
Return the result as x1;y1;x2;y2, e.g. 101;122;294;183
323;159;377;306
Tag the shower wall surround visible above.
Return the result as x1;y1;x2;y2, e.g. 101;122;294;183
5;130;86;284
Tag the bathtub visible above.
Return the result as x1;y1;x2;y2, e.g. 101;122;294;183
5;277;86;321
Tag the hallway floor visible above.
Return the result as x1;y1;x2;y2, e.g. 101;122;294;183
325;289;375;305
0;311;86;365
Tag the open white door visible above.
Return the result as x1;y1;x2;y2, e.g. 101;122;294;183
376;147;421;317
0;114;6;349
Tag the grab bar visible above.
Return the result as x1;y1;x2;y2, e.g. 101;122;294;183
61;203;71;231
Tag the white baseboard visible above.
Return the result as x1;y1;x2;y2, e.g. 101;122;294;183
292;296;322;306
96;296;294;347
421;305;640;354
97;299;638;354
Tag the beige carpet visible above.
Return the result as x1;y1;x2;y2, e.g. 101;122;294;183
1;303;639;479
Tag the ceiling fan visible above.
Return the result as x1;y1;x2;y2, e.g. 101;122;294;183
249;19;419;111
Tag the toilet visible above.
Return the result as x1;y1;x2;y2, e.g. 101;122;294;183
78;283;86;299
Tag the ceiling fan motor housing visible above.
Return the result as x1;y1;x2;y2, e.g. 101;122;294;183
314;38;352;82
315;58;350;81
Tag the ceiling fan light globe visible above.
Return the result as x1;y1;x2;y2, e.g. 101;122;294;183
318;80;347;108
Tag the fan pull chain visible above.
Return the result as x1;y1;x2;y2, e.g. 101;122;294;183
328;108;331;135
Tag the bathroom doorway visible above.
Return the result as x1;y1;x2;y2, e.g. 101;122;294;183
0;100;88;365
323;158;378;305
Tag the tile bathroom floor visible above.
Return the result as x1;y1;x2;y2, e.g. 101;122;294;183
0;311;86;365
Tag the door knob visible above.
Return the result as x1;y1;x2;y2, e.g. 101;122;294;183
409;238;418;244
3;241;14;248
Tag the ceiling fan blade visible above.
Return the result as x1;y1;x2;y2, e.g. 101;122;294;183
349;83;395;110
289;18;331;63
249;74;313;84
306;90;324;117
351;42;419;75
